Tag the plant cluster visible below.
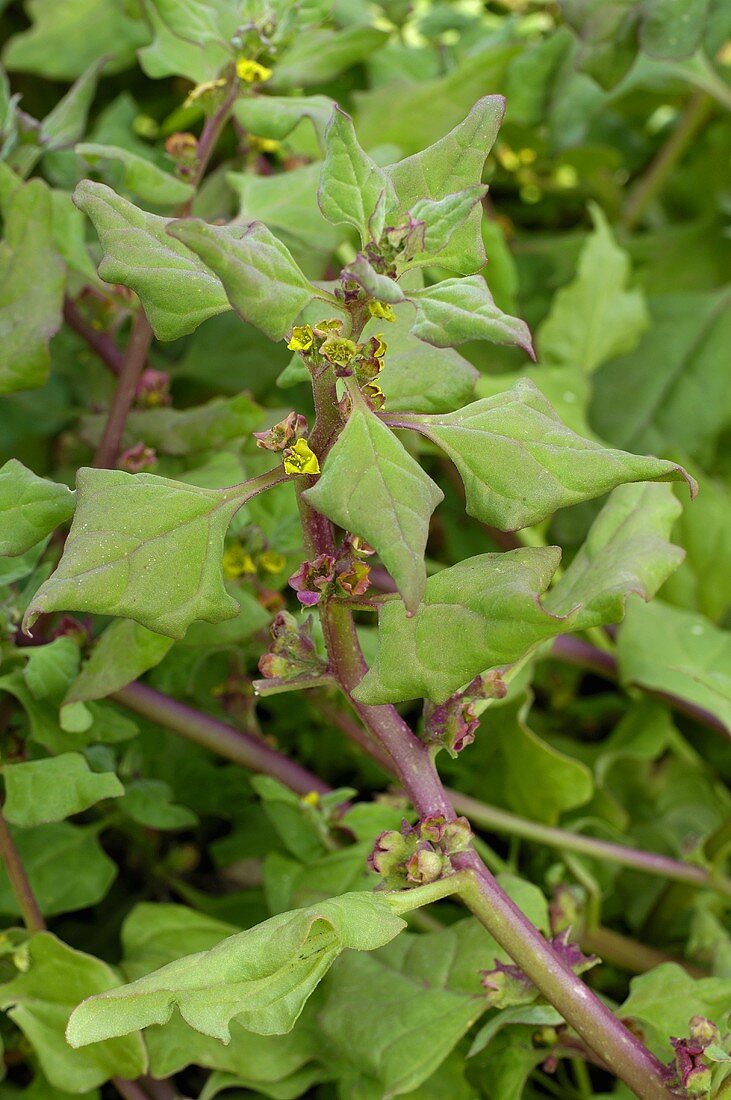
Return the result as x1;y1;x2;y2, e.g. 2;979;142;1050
0;2;729;1099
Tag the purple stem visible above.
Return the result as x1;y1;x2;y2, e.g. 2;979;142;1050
112;682;328;796
93;309;154;469
0;808;46;932
63;298;124;376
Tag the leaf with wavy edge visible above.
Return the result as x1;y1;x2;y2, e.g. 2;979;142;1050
388;379;695;531
318;107;398;243
408;276;534;356
66;893;405;1047
24;467;282;640
73;180;229;341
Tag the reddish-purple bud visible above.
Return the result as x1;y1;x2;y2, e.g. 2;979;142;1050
288;554;336;606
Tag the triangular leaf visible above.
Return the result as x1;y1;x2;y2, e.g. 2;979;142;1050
0;459;75;556
73;180;229;341
76;142;194;206
318;107;398;243
24;468;259;640
167;218;322;342
399;380;694;530
408;276;534;355
3;753;123;827
67;893;405;1046
304;406;443;611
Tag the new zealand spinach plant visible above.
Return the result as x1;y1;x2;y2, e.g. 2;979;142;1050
0;2;730;1099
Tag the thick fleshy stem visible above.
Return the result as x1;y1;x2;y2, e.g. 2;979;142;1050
295;436;672;1098
113;681;328;797
63;297;124;376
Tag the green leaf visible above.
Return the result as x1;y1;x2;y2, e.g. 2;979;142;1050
24;468;257;640
0;460;75;556
304;404;443;611
620;963;731;1055
474;363;592;436
227;162;342;257
143;0;232;43
119;780;196;830
0;178;65;395
662;469;731;622
545;483;685;627
318;107;397;243
41;58;104;151
76;143;195;206
167;218;321;342
0;933;147;1092
232;95;334;147
65;619;174;704
23;637;80;701
591;288;731;465
137;2;229;82
3;753;123;827
537;205;649;373
402;380;692;531
67;893;405;1046
385;95;505;274
408;276;534;355
73;180;229;341
355;547;567;704
3;0;148;79
81;393;263;457
408;185;488;268
0;823;116;917
272;26;388;89
617;599;731;734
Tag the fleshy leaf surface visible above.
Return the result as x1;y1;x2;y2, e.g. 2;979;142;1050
355;547;567;704
24;468;252;639
0;933;147;1093
0;178;65;394
0;459;75;556
76;143;195;205
403;380;694;530
73;180;229;340
167;218;321;342
304;406;443;611
408;276;534;355
3;753;123;827
65;619;174;703
317;107;397;243
66;893;405;1046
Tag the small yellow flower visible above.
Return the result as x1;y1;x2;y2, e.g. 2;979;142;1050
316;318;344;335
367;300;396;323
301;791;321;807
258;549;286;574
249;134;280;154
363;381;386;409
283;438;320;476
184;78;227;108
223;545;256;579
372;334;387;358
321;336;359;367
287;324;314;352
236;58;273;83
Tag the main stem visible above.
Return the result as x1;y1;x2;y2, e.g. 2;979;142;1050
93;309;153;469
0;808;45;933
296;386;672;1099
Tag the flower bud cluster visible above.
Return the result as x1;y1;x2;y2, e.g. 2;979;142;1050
367;814;473;889
480;930;598;1009
422;672;506;757
257;611;327;682
665;1016;729;1097
287;321;388;411
288;534;373;607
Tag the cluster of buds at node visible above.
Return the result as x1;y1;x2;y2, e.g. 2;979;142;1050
664;1017;729;1097
286;321;388;409
289;534;373;607
367;814;473;889
252;412;319;476
118;442;156;474
257;611;327;682
422;672;506;757
165;132;198;179
134;368;171;408
363;213;427;277
480;930;598;1009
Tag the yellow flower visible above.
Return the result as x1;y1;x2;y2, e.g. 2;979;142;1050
283;438;320;476
367;300;396;323
248;134;280;154
316;318;344;335
258;549;286;574
223;545;256;579
363;381;385;409
320;335;359;367
236;58;273;83
287;324;314;352
301;790;320;807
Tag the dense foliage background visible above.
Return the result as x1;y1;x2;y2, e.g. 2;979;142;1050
0;1;729;1099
